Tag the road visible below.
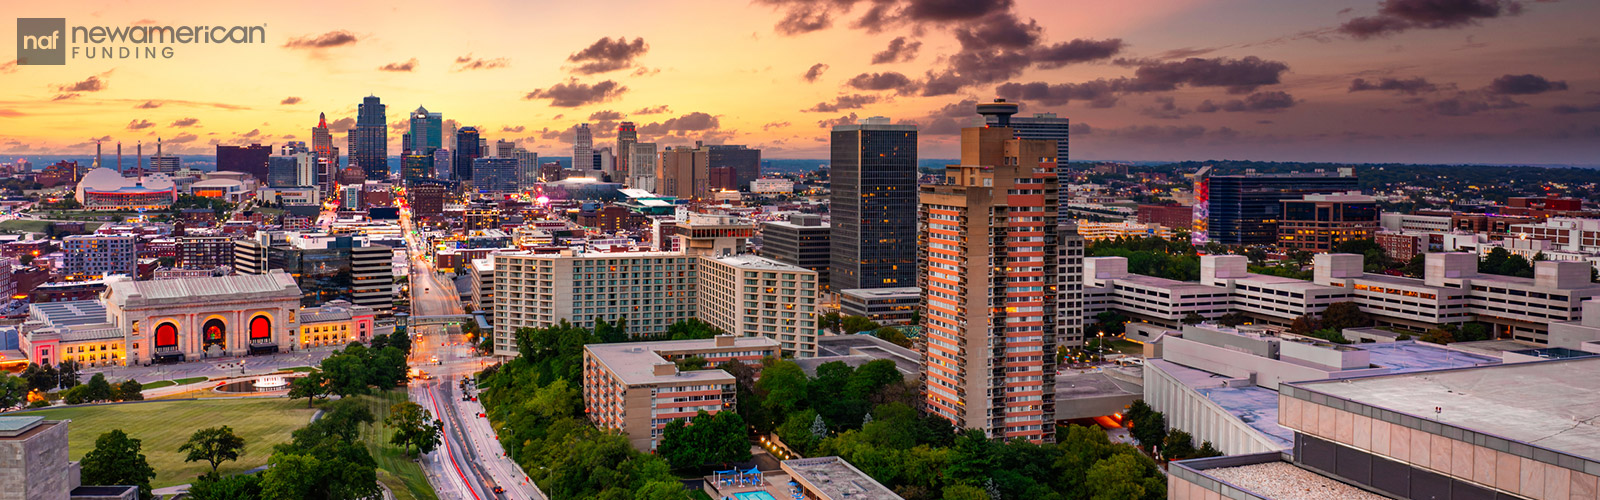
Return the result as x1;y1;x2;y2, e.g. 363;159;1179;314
400;204;542;500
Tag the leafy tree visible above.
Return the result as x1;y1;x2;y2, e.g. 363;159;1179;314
1126;400;1168;452
1421;327;1456;345
22;363;57;393
941;485;991;500
872;326;913;348
1092;312;1128;336
1459;322;1492;342
1086;453;1151;500
1180;312;1205;325
384;401;443;458
258;453;322;499
1401;253;1426;278
186;472;262;500
57;360;81;388
288;372;329;408
820;311;842;332
80;429;156;499
1216;312;1249;327
1195;441;1223;458
0;372;27;409
665;318;722;340
1288;314;1320;335
842;315;879;335
674;356;709;371
1163;429;1197;460
318;349;369;397
62;385;91;405
755;360;808;417
263;399;379;500
1320;301;1371;331
180;426;247;474
1333;239;1393;273
84;373;115;402
658;410;750;469
116;379;144;401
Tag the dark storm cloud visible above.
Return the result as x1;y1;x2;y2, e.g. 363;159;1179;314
1195;91;1298;112
846;72;917;92
802;94;880;112
379;59;418;72
589;110;625;121
1487;74;1568;95
283;30;358;49
1031;38;1124;69
523;79;628;107
871;37;922;64
1348;76;1439;94
995;80;1122;107
567;37;649;74
1338;0;1528;39
280;97;302;105
803;63;829;82
636;112;721;136
1126;56;1289;94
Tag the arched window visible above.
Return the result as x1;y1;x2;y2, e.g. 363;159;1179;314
155;323;178;348
250;316;271;340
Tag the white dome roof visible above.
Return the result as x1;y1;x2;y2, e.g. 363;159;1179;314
76;167;178;202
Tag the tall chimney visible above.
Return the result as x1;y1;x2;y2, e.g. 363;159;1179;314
137;142;143;174
116;142;123;175
95;141;102;169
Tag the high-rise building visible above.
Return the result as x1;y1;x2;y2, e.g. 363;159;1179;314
472;157;518;193
829;116;917;291
582;336;778;451
215;144;271;181
352;96;388;180
401;154;432;186
62;235;138;279
628;142;657;192
705;144;761;190
616;122;637;182
594;147;615;181
1197;168;1360;245
660;146;710;199
759;213;831;289
176;236;235;269
573;124;593;172
514;149;539;189
490;252;699;356
266;154;314;188
494;139;517;158
919;103;1060;443
453;127;481;183
312;113;337;197
696;254;820;358
234;233;396;314
432;148;452;180
1057;221;1086;347
408;106;442;154
407;180;448;218
984;108;1069;219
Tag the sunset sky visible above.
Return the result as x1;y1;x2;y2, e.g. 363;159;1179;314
3;0;1598;164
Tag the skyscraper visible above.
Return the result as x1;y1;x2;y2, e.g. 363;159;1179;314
401;154;432;186
573;123;592;171
312;113;336;197
216;144;271;181
659;146;708;199
453;127;481;183
829;116;917;292
1198;169;1360;245
919;102;1060;443
628;142;657;192
705;145;761;189
408;106;442;154
472;157;518;193
616;122;637;182
514;149;539;189
984;108;1069;219
432;148;452;181
352;96;388;180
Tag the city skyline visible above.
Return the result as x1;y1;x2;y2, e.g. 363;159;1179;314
1;0;1597;165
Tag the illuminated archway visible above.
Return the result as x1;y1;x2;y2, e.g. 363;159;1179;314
202;318;226;350
154;323;179;349
249;316;272;341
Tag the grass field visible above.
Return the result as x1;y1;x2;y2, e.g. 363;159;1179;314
285;366;319;373
26;398;315;487
142;377;210;391
354;391;439;500
0;219;105;234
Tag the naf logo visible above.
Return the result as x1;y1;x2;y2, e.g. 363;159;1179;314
16;18;67;65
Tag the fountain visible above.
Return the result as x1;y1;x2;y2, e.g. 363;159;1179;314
215;375;300;393
253;376;289;389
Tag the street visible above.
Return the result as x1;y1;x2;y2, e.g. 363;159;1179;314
400;205;543;500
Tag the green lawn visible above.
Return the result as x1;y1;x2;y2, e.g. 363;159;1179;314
284;366;319;373
26;398;316;487
354;391;438;500
141;377;209;391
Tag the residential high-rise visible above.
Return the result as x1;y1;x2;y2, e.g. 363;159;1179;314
573;123;593;172
490;251;699;355
616;122;637;182
62;235;138;279
705;144;761;189
514;149;539;189
1057;221;1086;347
1197;168;1360;245
472;157;518;193
759;213;830;289
696;254;820;358
919;103;1060;443
628;142;657;192
216;144;271;181
352;96;388;180
984;108;1069;219
408;106;442;154
582;336;779;451
829;116;917;291
453;127;481;183
659;146;709;199
312;113;336;197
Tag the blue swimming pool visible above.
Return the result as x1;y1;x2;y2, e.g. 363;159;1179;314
733;492;778;500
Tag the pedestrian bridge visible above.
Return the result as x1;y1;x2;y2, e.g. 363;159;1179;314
404;314;475;328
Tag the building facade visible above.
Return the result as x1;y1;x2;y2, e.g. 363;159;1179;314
582;335;778;451
234;233;396;314
830;117;918;292
175;236;235;270
490;251;699;357
471;157;518;193
918;116;1059;443
62;235;137;279
215;144;271;182
1278;194;1380;252
839;287;920;326
985;108;1069;220
1197;169;1360;245
297;299;376;348
352;95;388;180
696;255;819;358
453;127;481;183
408;106;442;154
759;214;830;289
628;142;657;192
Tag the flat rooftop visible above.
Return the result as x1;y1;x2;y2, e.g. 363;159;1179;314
1197;386;1293;448
1357;341;1498;372
586;337;777;386
709;254;810;272
782;456;901;500
1295;357;1600;461
1056;369;1142;400
1204;461;1386;500
838;287;921;300
814;335;921;375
